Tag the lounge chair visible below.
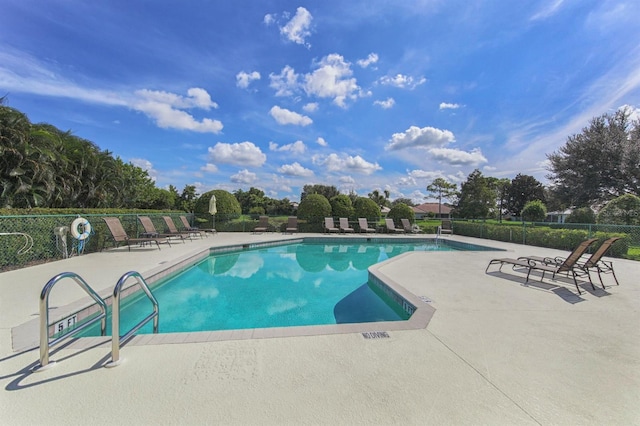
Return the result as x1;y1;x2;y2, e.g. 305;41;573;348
339;218;355;233
138;216;187;243
358;218;376;233
253;216;269;234
486;238;597;294
438;219;453;236
178;215;207;238
162;216;195;240
324;217;339;233
401;218;417;233
580;237;622;287
102;217;170;251
284;216;298;234
384;218;404;234
180;215;216;235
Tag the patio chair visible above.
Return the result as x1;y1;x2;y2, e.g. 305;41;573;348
438;219;453;235
401;218;418;233
284;216;298;234
339;218;355;233
580;237;622;288
324;217;339;233
138;216;187;243
384;218;405;234
178;215;207;238
162;216;196;240
253;216;269;234
102;217;170;251
358;218;376;233
486;238;597;295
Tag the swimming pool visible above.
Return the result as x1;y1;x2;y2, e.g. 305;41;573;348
77;238;494;337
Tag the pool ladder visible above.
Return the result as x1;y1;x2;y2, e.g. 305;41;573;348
34;271;158;371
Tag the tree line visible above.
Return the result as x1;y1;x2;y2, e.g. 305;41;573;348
2;99;638;222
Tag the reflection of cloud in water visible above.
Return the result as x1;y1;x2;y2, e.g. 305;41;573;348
174;286;220;303
313;278;322;288
223;253;263;278
267;269;304;282
266;298;308;315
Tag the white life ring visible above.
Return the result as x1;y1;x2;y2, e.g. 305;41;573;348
71;217;92;240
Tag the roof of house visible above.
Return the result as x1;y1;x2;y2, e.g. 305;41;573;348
412;202;452;214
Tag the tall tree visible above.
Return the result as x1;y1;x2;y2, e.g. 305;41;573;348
300;184;339;202
547;108;640;207
368;189;390;208
455;169;495;219
426;177;457;217
506;174;545;217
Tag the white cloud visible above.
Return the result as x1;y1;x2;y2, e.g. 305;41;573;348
339;175;355;184
316;137;328;147
207;142;266;167
269;140;306;154
312;153;381;175
278;162;314;177
303;102;319;112
304;54;361;107
357;53;379;68
530;0;565;21
379;74;426;89
374;97;395;109
263;14;276;25
230;169;258;184
280;7;313;47
386;126;455;150
408;169;446;180
429;147;488;166
397;176;417;186
132;88;223;133
269;105;313;126
200;163;219;173
135;88;217;110
439;102;461;110
269;65;300;97
236;71;261;89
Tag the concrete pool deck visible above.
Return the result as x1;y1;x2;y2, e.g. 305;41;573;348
1;233;638;425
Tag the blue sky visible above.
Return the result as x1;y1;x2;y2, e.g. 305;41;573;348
1;0;639;203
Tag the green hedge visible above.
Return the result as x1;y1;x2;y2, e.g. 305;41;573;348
452;222;630;257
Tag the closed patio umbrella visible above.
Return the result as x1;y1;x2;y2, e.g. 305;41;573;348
209;194;217;229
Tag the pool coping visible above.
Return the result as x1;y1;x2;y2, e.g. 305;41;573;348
11;237;492;352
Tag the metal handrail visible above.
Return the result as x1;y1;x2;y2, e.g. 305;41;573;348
106;271;159;368
35;272;107;371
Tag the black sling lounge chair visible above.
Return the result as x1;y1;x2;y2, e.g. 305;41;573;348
103;217;170;251
486;238;598;295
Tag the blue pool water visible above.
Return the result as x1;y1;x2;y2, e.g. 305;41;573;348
78;239;485;336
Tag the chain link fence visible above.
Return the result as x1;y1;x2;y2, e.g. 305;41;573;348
2;214;638;271
0;213;202;272
451;219;639;258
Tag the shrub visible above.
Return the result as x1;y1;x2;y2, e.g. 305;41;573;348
566;207;596;224
522;200;547;222
329;194;354;218
387;203;414;223
194;190;241;223
597;194;640;225
297;194;331;224
353;197;380;221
